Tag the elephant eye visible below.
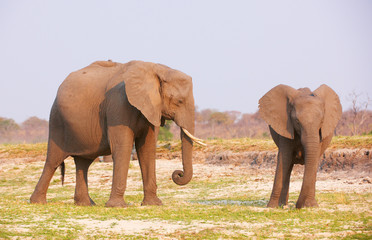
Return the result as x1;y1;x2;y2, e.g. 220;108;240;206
319;128;322;142
173;99;183;107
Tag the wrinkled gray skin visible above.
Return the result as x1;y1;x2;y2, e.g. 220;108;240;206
259;84;342;209
30;60;195;207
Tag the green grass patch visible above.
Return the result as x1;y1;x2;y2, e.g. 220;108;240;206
1;160;371;239
0;138;371;239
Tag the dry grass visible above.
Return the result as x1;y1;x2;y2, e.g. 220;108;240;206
1;136;370;160
0;143;47;158
0;156;371;239
158;135;372;154
0;135;371;239
328;135;372;149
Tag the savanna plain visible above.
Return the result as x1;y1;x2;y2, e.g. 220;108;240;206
0;136;371;239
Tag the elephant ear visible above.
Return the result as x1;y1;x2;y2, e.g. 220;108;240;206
123;61;162;127
313;84;342;138
259;84;298;139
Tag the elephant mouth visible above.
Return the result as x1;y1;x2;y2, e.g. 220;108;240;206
181;128;207;146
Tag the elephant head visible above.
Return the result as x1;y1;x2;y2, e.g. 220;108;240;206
258;84;342;142
122;61;203;185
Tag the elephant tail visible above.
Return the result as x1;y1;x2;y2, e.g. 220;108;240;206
60;162;65;186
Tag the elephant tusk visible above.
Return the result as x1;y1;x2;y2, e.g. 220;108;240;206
182;128;204;142
182;128;207;146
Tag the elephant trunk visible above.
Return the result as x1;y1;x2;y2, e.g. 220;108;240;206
172;126;194;186
296;133;321;208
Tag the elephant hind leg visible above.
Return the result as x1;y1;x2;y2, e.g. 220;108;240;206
74;157;96;206
30;140;68;204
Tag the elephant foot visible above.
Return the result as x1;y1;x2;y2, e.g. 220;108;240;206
296;198;318;209
105;198;128;208
30;193;47;204
74;197;96;206
141;196;163;206
267;198;279;208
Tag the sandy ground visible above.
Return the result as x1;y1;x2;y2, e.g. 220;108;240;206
69;158;371;238
0;155;371;238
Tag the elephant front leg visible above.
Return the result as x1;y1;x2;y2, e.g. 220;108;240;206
278;162;294;206
296;159;319;208
267;147;293;208
296;142;321;209
105;128;134;208
136;126;162;206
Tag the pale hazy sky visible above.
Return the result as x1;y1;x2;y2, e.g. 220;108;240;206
1;0;371;123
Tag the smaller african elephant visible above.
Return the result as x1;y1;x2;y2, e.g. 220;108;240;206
259;84;342;209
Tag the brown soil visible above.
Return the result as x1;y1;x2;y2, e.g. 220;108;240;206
156;148;372;176
206;148;370;170
0;150;371;238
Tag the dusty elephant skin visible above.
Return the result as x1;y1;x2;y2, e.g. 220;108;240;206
259;84;342;209
30;60;200;207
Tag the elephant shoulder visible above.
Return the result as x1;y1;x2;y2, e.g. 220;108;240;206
62;61;123;87
90;60;118;68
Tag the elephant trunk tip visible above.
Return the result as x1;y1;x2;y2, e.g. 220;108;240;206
172;170;192;185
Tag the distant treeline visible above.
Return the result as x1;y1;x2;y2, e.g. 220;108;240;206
1;109;371;144
0;116;48;144
170;108;372;140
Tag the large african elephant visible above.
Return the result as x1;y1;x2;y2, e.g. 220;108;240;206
30;60;204;207
259;84;342;209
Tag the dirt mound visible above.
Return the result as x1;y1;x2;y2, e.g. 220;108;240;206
204;148;372;173
155;148;371;173
206;151;277;167
319;148;371;172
